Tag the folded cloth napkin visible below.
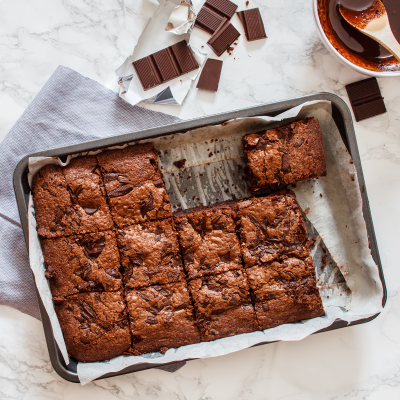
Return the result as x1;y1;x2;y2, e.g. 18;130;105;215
0;66;185;373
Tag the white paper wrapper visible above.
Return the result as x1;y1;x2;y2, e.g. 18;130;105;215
116;0;206;106
27;101;383;385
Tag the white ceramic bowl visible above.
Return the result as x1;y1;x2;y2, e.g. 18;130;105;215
312;0;400;77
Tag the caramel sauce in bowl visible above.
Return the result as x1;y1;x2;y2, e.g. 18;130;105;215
313;0;400;76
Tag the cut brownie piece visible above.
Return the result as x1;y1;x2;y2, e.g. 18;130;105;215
32;159;113;238
236;191;310;267
125;283;201;355
55;291;131;362
96;143;172;227
117;218;185;289
174;203;243;280
243;117;326;191
41;230;122;298
189;270;258;341
246;257;325;330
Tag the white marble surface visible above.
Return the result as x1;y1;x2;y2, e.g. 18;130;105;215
1;0;400;398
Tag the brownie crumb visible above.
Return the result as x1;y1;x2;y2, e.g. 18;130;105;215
173;159;187;169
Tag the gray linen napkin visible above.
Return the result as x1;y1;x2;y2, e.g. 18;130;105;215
0;66;185;373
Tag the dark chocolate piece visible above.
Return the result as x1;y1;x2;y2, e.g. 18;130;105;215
205;0;238;19
133;41;199;91
195;5;225;34
237;8;267;41
207;19;240;57
196;59;223;91
345;78;386;122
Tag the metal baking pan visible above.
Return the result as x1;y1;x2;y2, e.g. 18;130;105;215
13;93;387;383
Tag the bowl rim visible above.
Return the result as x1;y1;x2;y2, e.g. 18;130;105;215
312;0;400;77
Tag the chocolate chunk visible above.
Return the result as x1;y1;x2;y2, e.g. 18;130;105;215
123;265;133;284
262;302;269;311
76;300;97;321
153;178;164;188
281;154;291;173
147;306;159;315
174;301;189;311
68;185;83;204
282;217;290;235
294;138;305;148
345;78;386;122
184;252;195;264
154;225;164;243
270;210;288;228
219;251;231;263
211;214;226;230
158;288;173;298
207;19;240;57
140;193;154;217
133;40;199;91
83;207;98;215
108;184;133;198
131;334;143;343
278;147;288;154
105;268;121;279
139;293;151;301
145;316;158;325
206;283;222;292
237;8;267;41
116;320;129;328
130;255;144;266
103;173;129;184
173;159;187;169
161;242;174;259
285;271;296;280
78;236;106;259
199;254;207;265
196;59;223;92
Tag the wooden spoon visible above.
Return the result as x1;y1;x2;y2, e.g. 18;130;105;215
339;0;400;62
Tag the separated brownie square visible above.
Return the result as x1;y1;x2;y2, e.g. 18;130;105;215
246;257;325;330
174;204;243;280
117;218;185;289
41;230;122;298
236;191;310;267
125;283;200;355
32;157;113;238
243;118;326;191
189;270;258;341
96;143;172;227
55;291;131;362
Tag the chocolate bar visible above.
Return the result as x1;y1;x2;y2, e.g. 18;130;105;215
195;0;238;34
132;41;199;91
237;8;267;41
345;78;386;122
196;59;223;91
207;19;240;57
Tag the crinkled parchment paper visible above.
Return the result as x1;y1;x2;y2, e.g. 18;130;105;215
27;101;383;385
116;0;205;106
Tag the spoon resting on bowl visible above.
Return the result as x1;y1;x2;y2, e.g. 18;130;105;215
339;0;400;62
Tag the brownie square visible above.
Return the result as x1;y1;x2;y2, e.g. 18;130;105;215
243;118;326;191
125;283;201;355
96;143;172;227
55;291;131;362
236;191;310;268
32;157;113;238
174;204;243;279
246;257;325;330
117;218;185;289
189;270;258;341
41;230;122;298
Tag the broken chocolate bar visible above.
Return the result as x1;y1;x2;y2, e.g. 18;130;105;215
196;59;223;91
195;0;238;34
345;78;386;122
207;19;240;57
237;8;267;41
132;41;199;91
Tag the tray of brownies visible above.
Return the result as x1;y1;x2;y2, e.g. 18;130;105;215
13;93;386;383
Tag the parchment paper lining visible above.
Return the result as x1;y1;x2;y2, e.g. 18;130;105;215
27;100;383;385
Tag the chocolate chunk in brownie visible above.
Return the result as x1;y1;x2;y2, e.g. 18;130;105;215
55;291;131;362
96;143;172;227
32;157;113;238
236;190;310;267
174;204;243;279
243;118;327;191
117;218;185;289
246;257;325;330
189;270;258;341
41;230;122;298
125;283;200;355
